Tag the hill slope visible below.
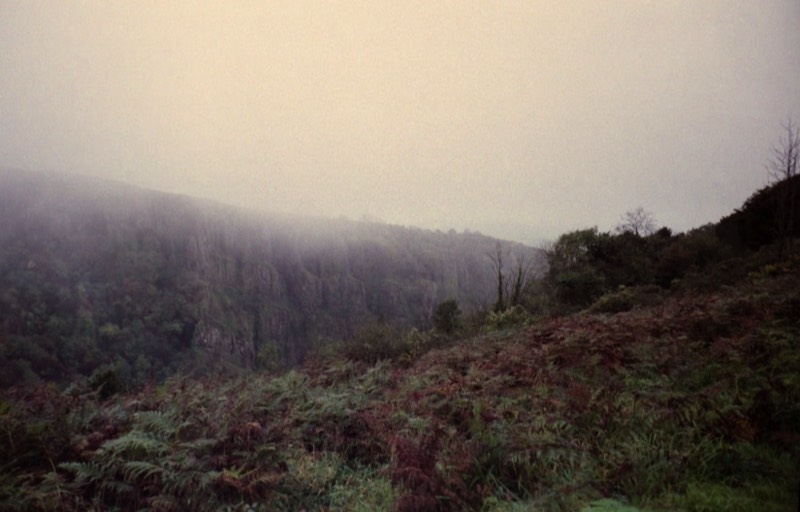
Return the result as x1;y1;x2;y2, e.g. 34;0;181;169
0;170;543;386
1;251;798;511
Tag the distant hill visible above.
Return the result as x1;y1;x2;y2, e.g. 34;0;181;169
0;170;544;386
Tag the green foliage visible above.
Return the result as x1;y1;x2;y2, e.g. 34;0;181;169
87;365;123;400
255;342;282;372
326;464;397;510
654;226;732;288
538;220;744;314
483;305;532;331
2;234;800;512
342;321;406;363
664;480;797;512
580;499;641;512
553;265;607;308
336;320;454;366
589;286;662;314
543;228;611;311
433;299;462;335
717;174;800;252
547;228;599;272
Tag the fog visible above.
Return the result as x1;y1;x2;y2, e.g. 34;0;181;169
1;1;799;243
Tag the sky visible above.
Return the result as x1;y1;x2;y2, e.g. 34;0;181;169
1;1;799;244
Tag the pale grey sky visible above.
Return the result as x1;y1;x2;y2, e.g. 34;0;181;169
1;1;799;243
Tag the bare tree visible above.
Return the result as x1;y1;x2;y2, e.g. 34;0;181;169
488;241;508;312
767;118;799;257
617;207;656;237
768;118;799;182
539;239;554;258
508;254;534;308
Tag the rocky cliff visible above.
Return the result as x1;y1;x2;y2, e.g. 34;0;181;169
0;170;544;385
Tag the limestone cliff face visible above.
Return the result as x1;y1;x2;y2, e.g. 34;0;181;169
193;321;255;367
180;220;462;366
179;214;537;367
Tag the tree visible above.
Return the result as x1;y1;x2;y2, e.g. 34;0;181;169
488;242;508;312
617;207;656;237
545;228;607;309
508;254;533;308
432;299;461;334
546;228;598;271
767;118;799;257
588;231;651;286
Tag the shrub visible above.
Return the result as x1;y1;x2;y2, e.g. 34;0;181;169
432;299;461;335
553;267;607;309
589;285;662;314
654;227;732;288
484;305;531;331
343;322;406;363
87;365;123;400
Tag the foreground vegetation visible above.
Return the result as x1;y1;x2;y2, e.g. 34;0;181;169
2;250;798;511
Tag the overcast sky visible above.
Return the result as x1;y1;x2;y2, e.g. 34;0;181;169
1;1;799;243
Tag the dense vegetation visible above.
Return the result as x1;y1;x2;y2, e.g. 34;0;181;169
530;175;800;318
1;247;798;511
1;167;799;510
717;174;800;253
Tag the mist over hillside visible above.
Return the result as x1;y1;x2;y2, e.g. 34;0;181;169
0;170;544;386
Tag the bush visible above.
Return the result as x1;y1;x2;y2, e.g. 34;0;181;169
553;267;607;309
589;289;636;314
484;305;531;331
87;365;122;400
654;228;732;288
432;299;461;335
342;322;406;363
589;285;662;314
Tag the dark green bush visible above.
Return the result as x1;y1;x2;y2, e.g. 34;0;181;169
87;365;122;400
432;299;461;335
342;322;406;363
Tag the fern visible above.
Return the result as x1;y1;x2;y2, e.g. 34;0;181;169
161;470;211;501
178;437;217;452
0;470;63;511
146;494;178;511
133;410;178;440
99;478;135;498
60;461;104;487
99;431;167;457
122;460;165;482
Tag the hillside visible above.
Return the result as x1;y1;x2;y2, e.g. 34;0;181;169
0;170;543;387
2;169;799;511
1;249;798;511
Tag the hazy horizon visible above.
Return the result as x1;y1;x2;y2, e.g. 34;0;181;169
2;2;799;244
